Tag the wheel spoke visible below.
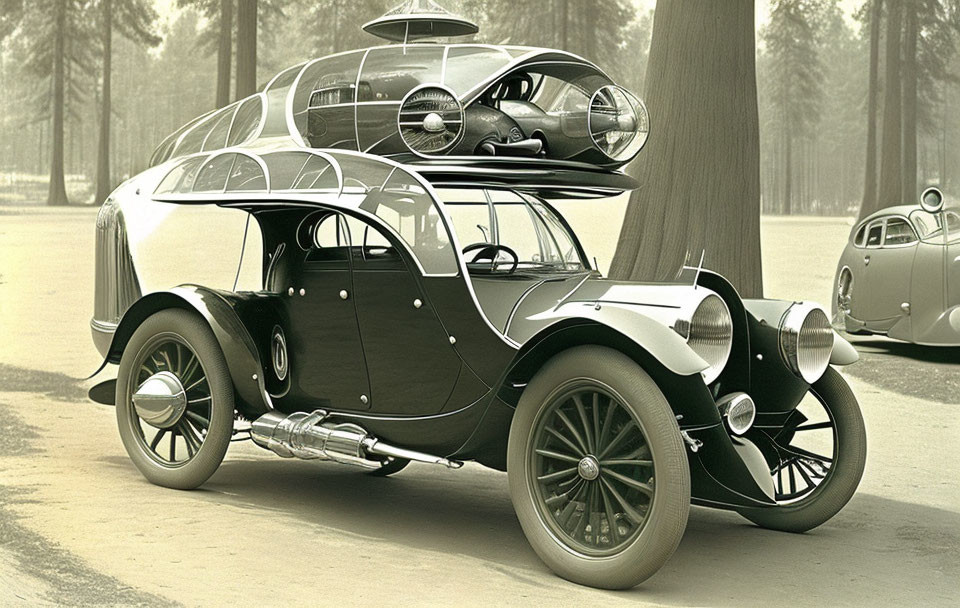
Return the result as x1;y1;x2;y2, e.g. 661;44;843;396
537;467;578;484
598;420;636;459
184;410;210;430
169;431;176;461
599;482;621;545
592;393;601;451
180;354;200;385
555;410;590;455
545;479;584;508
544;426;584;458
602;468;654;497
794;421;833;432
599;477;646;525
149;429;166;450
788;460;797;494
535;448;581;464
599;399;617;449
184;375;208;393
572;394;595;453
600;458;653;468
178;422;199;457
778;443;833;464
793;460;816;488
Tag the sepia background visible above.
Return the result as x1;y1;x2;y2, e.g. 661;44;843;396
0;1;959;606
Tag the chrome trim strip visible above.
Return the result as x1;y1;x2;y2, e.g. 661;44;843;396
503;279;547;335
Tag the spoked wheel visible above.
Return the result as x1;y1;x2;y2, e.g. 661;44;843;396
739;367;866;532
116;309;235;490
530;385;655;555
508;346;689;590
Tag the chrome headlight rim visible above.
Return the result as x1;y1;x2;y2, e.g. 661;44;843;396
678;293;734;385
397;83;464;157
779;302;834;384
587;84;650;163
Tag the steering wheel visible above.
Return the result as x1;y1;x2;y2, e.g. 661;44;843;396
462;243;519;274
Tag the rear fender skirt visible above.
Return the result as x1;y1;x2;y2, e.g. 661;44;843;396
93;286;272;417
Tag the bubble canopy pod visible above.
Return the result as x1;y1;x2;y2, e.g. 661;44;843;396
362;0;480;43
149;11;650;172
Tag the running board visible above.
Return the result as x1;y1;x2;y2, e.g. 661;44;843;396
250;410;463;469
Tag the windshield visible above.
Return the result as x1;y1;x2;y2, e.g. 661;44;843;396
438;188;587;273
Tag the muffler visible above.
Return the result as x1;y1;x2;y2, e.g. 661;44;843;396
251;410;463;469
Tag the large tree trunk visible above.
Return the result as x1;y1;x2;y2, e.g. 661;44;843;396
235;0;257;99
901;0;918;203
783;130;792;215
877;0;903;211
216;0;233;107
609;0;762;298
95;0;112;205
47;0;68;206
860;0;883;216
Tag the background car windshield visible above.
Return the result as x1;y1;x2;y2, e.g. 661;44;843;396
910;209;960;244
439;188;586;271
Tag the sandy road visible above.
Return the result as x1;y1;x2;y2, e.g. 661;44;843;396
0;208;958;606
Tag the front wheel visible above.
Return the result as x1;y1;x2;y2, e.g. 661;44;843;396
738;367;866;532
507;346;690;590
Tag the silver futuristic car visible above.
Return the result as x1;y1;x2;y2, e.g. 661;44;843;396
833;187;959;345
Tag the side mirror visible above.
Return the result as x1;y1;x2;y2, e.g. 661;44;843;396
920;186;944;214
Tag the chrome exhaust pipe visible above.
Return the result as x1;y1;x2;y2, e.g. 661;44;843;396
250;410;462;469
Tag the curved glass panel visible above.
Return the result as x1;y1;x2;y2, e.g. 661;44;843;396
444;46;511;95
292;51;364;145
290;154;338;191
173;118;214;157
357;166;456;275
265;62;306;92
193;154;236;192
227;96;263;147
150;132;178;167
261;151;311;190
202;107;236;152
358;46;444;102
225;155;267;191
155;156;205;194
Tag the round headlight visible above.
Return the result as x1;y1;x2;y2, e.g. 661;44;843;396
684;294;733;384
779;303;833;383
588;85;650;163
398;85;463;155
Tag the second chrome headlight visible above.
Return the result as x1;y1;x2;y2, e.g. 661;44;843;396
679;294;733;384
779;303;833;383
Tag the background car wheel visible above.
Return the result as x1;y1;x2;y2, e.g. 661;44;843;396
116;309;235;490
507;346;690;590
738;367;866;532
367;457;410;477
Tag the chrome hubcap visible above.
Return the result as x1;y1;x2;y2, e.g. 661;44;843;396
133;371;187;429
577;455;600;481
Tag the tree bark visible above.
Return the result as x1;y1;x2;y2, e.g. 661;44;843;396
95;0;112;205
559;0;568;50
235;0;257;99
860;0;883;216
609;0;762;298
877;0;903;211
216;0;233;107
47;0;68;205
900;0;918;203
784;129;792;215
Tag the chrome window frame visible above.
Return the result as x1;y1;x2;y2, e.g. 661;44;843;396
880;215;919;249
863;218;886;249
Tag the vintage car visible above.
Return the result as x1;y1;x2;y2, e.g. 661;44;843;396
89;3;866;590
833;187;960;345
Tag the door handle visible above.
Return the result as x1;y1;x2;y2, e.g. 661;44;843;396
864;256;870;266
339;289;349;300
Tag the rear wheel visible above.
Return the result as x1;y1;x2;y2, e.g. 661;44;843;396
508;346;689;590
738;367;866;532
116;309;235;490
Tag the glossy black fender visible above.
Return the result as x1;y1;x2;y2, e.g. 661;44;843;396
92;285;275;419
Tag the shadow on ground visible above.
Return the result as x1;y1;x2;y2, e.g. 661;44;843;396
843;336;960;404
95;454;958;606
0;363;86;402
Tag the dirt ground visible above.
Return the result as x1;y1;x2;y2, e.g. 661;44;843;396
0;206;958;606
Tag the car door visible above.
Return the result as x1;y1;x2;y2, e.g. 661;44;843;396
344;214;462;415
284;211;372;411
862;217;917;326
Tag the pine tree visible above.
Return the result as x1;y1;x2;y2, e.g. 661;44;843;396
94;0;160;205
